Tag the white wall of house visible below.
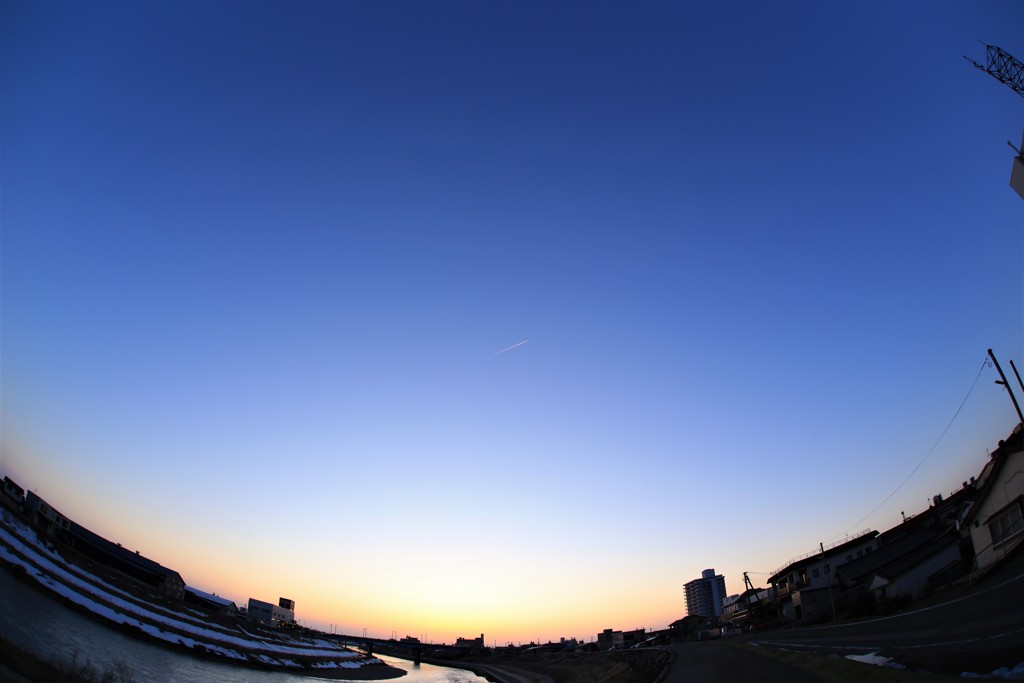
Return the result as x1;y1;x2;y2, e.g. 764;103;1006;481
968;448;1024;573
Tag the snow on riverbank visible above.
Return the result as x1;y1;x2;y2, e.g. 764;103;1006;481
0;512;377;670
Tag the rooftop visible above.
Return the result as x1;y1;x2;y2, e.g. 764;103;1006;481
768;529;877;583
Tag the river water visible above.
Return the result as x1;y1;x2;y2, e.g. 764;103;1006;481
0;566;487;682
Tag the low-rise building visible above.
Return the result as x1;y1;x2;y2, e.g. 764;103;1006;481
964;427;1024;574
596;628;623;650
836;489;976;613
595;627;645;649
1;476;25;513
455;633;484;648
24;491;71;537
667;615;717;641
65;521;186;600
247;597;295;626
721;586;772;632
768;530;878;623
839;527;964;610
185;586;239;615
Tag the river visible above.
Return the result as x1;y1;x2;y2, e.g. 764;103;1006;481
0;566;487;682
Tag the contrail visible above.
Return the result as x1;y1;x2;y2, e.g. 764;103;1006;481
489;339;528;357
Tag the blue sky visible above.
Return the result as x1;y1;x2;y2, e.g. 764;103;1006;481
2;0;1022;643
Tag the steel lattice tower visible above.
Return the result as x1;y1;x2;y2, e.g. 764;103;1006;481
965;45;1024;99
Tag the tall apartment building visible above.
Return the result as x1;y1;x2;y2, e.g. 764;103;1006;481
684;568;727;618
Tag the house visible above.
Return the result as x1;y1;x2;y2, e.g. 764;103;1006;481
836;488;977;613
720;586;772;632
596;628;623;650
620;628;646;649
65;521;186;600
558;637;580;651
1;477;25;513
837;528;964;612
963;426;1024;574
667;615;716;642
595;627;646;649
24;491;71;536
767;529;878;623
184;586;239;615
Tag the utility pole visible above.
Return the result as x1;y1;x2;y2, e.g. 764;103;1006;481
1010;359;1024;396
820;542;838;624
989;349;1024;427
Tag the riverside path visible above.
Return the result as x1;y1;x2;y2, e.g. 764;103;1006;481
660;641;822;683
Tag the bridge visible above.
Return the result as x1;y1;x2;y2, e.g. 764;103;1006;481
332;635;479;665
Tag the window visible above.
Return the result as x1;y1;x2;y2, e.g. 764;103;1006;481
812;568;819;578
989;503;1024;547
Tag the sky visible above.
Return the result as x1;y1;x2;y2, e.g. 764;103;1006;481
2;0;1022;645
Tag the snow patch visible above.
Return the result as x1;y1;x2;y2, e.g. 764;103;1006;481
845;652;905;669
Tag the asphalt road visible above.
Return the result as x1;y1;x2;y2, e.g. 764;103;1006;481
661;642;822;683
743;561;1024;675
460;663;553;683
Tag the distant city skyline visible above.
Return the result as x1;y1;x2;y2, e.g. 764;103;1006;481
2;0;1022;644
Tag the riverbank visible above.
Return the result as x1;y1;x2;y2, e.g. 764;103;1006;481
0;512;405;680
0;632;136;683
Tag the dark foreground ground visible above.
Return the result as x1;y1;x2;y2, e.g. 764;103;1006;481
2;634;1007;683
439;641;976;683
0;633;133;683
428;648;669;683
0;633;403;683
738;546;1024;678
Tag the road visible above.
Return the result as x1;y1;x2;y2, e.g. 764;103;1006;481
462;663;553;683
660;641;822;683
743;563;1024;675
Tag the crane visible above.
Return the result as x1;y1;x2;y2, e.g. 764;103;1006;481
965;44;1024;201
964;44;1024;99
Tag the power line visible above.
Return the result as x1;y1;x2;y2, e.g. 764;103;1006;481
830;356;991;540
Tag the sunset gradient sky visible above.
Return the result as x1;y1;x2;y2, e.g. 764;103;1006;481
2;0;1022;644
